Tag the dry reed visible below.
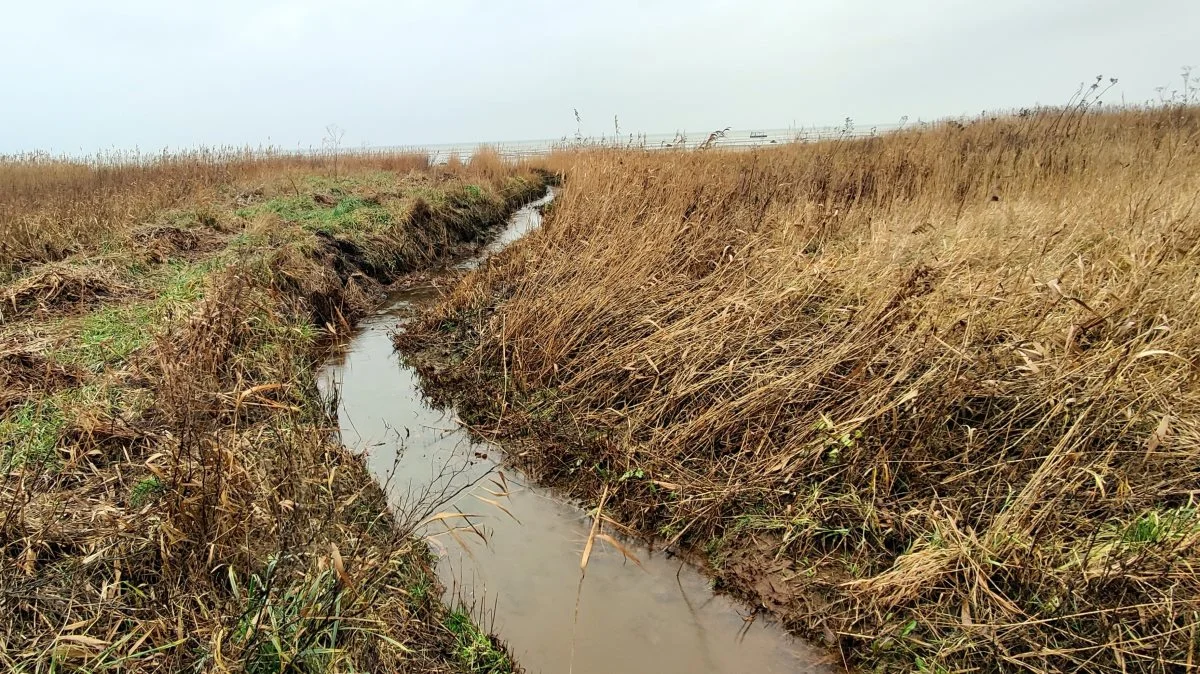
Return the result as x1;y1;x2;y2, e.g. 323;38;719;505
412;105;1200;672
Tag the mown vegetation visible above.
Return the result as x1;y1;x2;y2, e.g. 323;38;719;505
1;147;543;671
406;105;1200;672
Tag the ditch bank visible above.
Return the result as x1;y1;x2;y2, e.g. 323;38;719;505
1;167;549;672
328;191;837;672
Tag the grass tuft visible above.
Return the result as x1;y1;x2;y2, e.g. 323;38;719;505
444;610;514;674
128;476;164;508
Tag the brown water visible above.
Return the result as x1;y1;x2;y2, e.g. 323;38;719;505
318;192;835;674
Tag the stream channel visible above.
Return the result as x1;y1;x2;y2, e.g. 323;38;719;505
317;189;834;673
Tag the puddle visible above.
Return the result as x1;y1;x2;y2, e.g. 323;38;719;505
318;192;835;673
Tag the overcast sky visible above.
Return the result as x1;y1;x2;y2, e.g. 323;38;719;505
2;0;1197;154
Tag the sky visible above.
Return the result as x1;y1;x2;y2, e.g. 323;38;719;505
2;0;1197;154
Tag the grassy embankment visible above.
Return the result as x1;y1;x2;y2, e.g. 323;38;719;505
0;147;542;672
405;106;1200;672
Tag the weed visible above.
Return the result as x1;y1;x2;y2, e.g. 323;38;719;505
703;535;727;569
444;610;513;674
618;468;644;481
128;476;164;507
234;559;346;674
409;577;430;602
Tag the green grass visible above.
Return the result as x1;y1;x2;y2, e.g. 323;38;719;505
446;183;499;210
1121;507;1198;546
0;398;65;470
0;384;150;471
153;206;221;230
237;193;395;237
444;610;513;674
155;259;215;302
7;257;219;472
55;259;214;370
407;186;450;209
70;303;157;368
500;175;536;200
129;476;165;507
234;178;504;241
4;259;216;466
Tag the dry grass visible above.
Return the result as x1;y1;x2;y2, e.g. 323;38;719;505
0;150;546;672
0;149;432;271
410;105;1200;672
464;147;510;184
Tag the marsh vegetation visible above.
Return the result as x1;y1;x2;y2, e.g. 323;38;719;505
407;104;1200;672
0;147;544;671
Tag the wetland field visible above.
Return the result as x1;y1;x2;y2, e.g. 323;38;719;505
4;103;1200;673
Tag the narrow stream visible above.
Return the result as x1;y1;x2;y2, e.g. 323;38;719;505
318;191;834;673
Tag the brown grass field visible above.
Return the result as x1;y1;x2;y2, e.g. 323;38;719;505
407;105;1200;672
0;147;544;671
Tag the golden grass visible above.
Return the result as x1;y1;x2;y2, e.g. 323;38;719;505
0;149;432;271
415;105;1200;672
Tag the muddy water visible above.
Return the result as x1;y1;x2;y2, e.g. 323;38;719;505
318;193;834;673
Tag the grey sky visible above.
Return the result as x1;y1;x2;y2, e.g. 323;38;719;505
3;0;1197;154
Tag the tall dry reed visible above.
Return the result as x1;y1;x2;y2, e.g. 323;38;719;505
424;105;1200;672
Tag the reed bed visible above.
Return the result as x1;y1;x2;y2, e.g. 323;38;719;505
411;105;1200;672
